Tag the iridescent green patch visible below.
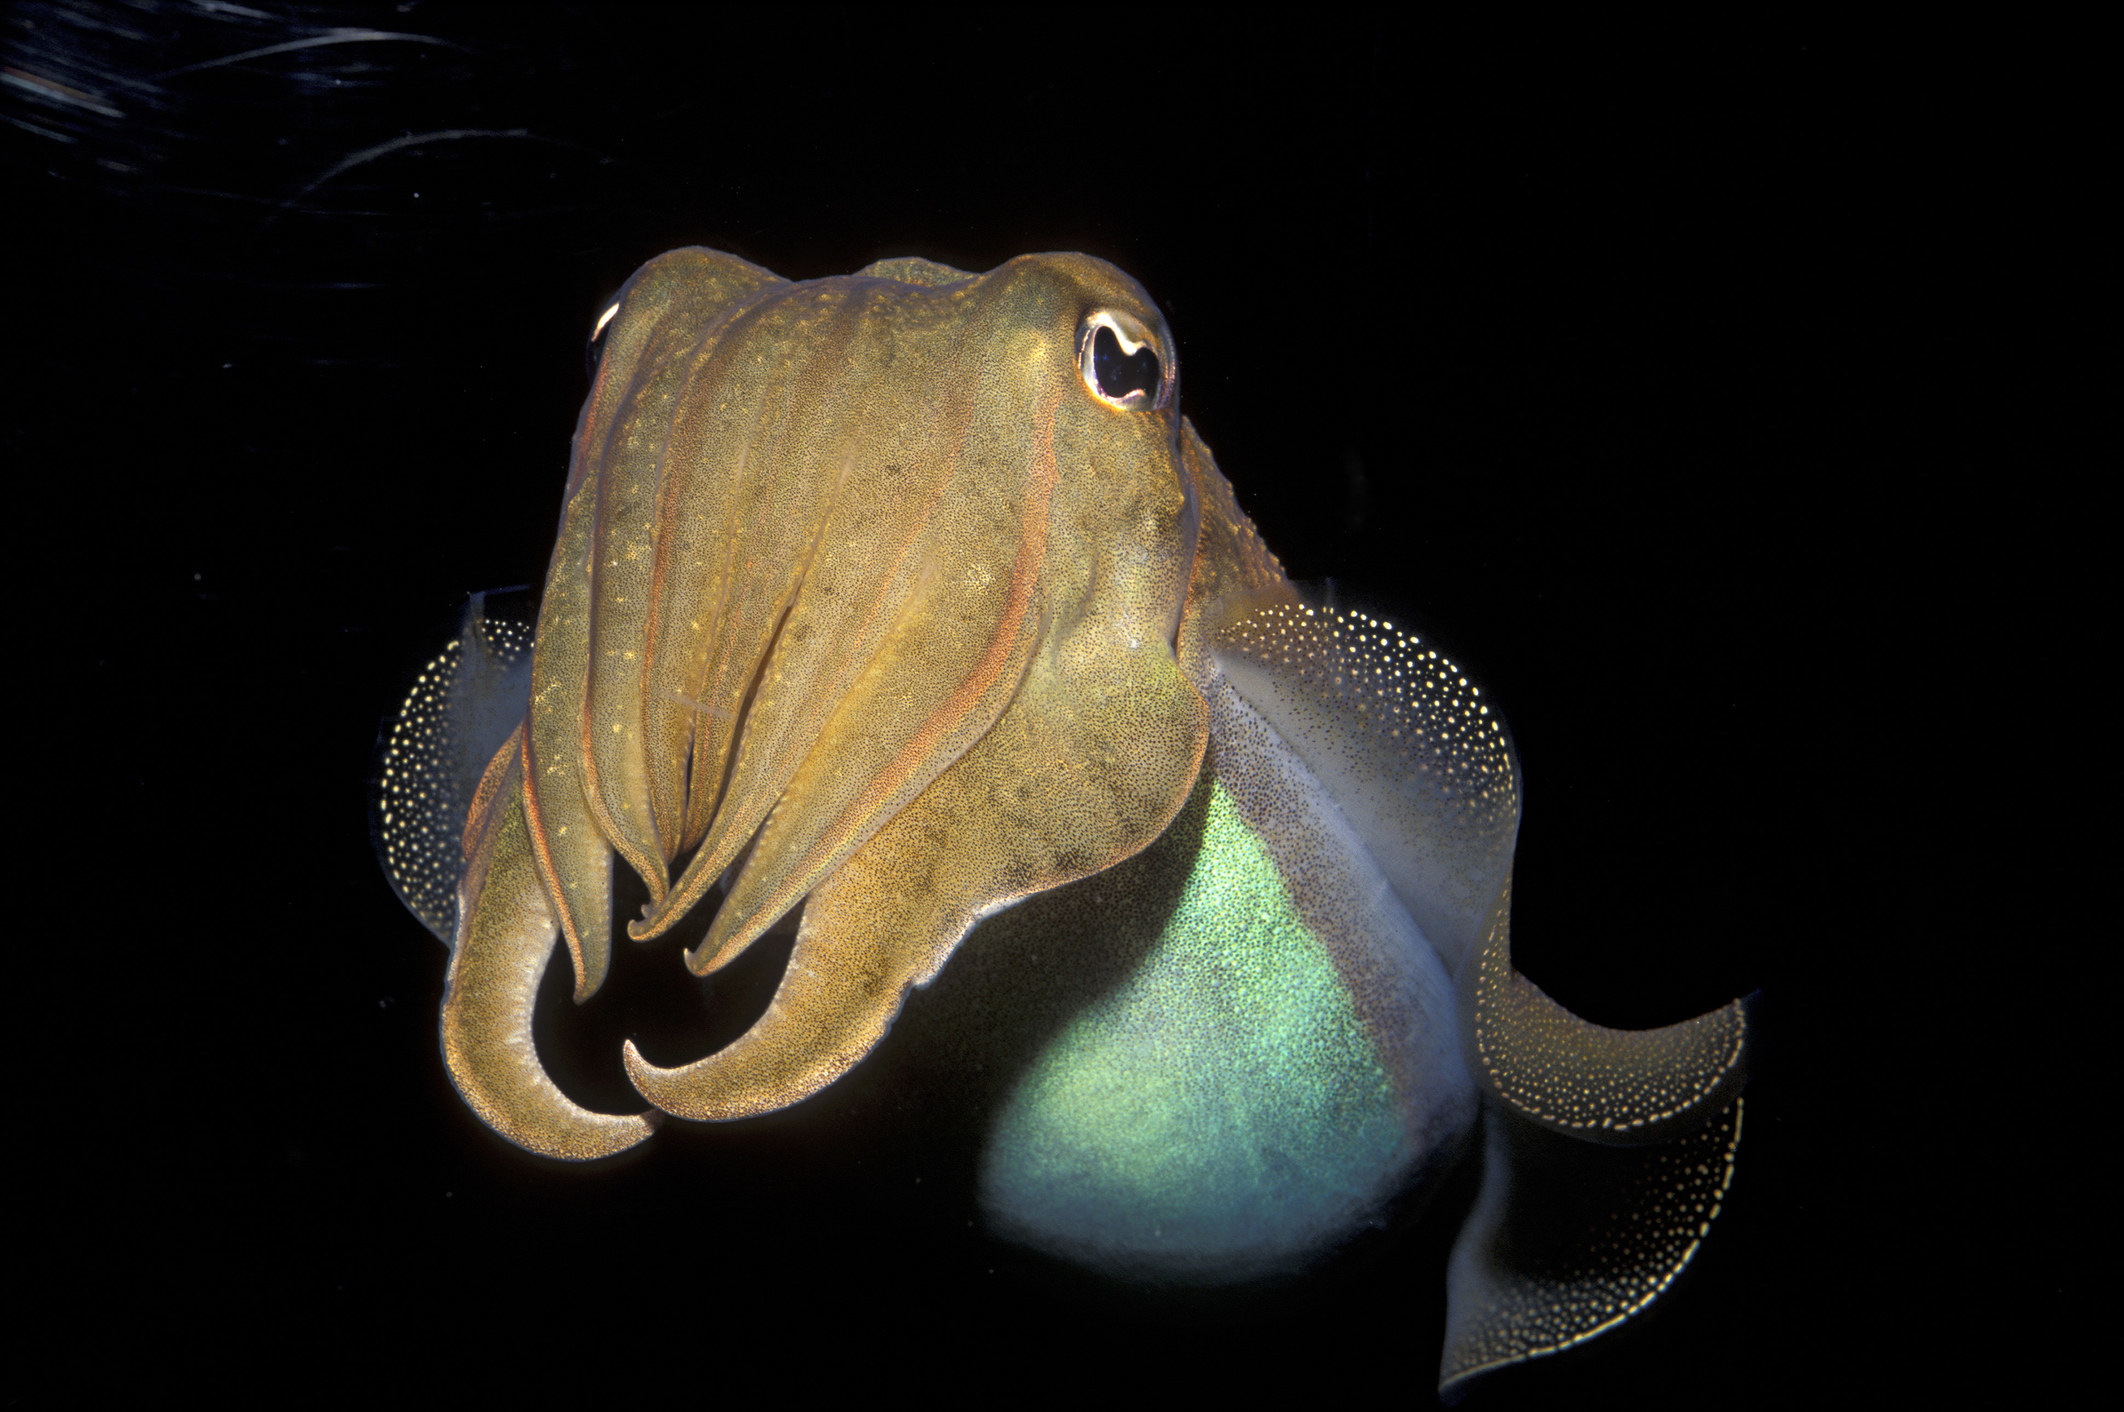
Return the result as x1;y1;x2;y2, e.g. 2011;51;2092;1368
981;777;1404;1280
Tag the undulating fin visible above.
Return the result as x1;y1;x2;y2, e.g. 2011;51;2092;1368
1207;588;1753;1143
622;555;1210;1120
1440;1098;1744;1394
441;726;660;1160
371;589;536;944
1210;599;1519;974
1467;877;1755;1144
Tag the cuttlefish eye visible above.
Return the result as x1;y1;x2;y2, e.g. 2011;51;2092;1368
585;299;621;379
1079;308;1167;410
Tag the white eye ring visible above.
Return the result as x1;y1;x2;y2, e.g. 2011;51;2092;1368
1078;308;1170;411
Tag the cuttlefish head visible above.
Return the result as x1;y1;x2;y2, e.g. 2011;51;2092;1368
447;248;1210;1147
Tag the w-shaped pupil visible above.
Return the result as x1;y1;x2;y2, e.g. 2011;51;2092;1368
1093;324;1160;402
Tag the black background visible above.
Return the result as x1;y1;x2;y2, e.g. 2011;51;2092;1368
6;6;2090;1404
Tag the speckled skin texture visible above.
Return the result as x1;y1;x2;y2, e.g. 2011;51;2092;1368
450;249;1212;1134
374;248;1756;1394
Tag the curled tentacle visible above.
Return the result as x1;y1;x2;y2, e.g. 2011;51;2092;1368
625;581;1209;1120
442;729;658;1159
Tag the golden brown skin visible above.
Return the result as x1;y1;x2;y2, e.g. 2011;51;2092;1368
449;249;1207;1149
443;725;659;1158
385;247;1759;1392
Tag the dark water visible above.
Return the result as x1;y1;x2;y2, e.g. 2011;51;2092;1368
7;6;2081;1403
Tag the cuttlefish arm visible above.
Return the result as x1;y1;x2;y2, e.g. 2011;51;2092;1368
624;379;1209;1117
467;250;1207;1132
440;724;660;1158
524;249;789;1002
624;605;1208;1118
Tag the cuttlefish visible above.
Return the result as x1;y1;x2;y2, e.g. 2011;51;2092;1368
372;248;1754;1394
